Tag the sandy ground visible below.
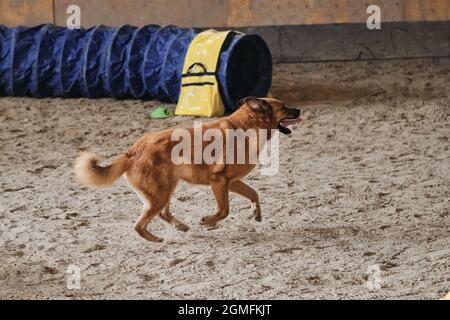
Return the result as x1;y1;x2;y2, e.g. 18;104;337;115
0;60;449;300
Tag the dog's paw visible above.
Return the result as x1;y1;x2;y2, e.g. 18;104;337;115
174;222;190;232
200;215;218;226
253;204;262;222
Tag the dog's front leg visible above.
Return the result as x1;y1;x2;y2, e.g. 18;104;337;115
201;177;230;225
229;180;261;222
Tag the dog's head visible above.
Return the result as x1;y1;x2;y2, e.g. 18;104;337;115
237;97;302;134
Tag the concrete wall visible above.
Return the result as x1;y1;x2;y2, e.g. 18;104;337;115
53;0;229;27
1;0;450;27
227;0;450;26
1;1;449;63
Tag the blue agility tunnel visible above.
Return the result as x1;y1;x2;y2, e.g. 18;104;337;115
0;24;272;113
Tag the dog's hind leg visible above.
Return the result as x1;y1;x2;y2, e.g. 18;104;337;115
201;177;230;225
134;190;169;242
160;202;190;232
159;183;190;232
229;180;261;222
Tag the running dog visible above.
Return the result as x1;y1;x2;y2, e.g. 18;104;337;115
74;97;301;242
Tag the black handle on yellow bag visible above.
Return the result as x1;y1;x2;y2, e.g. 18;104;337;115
182;63;216;77
187;63;207;73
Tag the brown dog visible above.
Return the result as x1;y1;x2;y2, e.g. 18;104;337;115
74;97;301;242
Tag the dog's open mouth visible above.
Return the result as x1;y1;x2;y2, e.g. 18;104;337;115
277;116;302;134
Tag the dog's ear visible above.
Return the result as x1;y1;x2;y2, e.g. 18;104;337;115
236;97;253;109
238;97;273;122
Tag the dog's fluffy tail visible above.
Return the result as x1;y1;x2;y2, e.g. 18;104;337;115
74;152;130;188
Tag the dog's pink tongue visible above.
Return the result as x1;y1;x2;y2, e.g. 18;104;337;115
284;117;303;130
294;118;302;128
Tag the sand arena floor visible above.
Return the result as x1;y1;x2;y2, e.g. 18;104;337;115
0;60;449;299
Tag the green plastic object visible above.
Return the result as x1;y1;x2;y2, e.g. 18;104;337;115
150;105;173;119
